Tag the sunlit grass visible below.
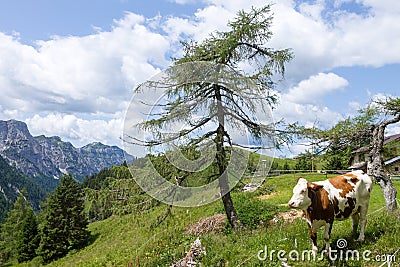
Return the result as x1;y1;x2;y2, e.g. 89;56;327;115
18;176;400;267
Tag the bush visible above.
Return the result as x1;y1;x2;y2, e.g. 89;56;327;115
216;192;279;229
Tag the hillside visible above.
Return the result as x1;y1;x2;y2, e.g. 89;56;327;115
0;155;46;221
19;173;400;267
0;119;133;187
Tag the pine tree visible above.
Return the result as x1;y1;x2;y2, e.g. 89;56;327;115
16;208;39;262
37;174;90;263
0;190;38;263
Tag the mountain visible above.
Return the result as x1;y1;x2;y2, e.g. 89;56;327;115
0;119;133;185
0;154;46;221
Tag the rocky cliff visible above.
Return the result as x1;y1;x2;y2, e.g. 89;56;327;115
0;119;133;182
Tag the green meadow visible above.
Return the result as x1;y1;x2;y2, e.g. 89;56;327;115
18;173;400;267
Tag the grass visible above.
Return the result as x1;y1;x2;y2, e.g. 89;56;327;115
17;174;400;267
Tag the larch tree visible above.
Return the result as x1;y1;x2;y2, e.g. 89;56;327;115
301;97;400;212
367;97;400;211
132;5;293;230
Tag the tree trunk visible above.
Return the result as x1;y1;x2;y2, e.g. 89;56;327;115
216;126;241;231
219;174;241;230
377;179;397;212
367;124;397;212
214;84;242;231
367;156;398;212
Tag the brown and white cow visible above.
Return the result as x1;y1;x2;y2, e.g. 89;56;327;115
288;170;372;255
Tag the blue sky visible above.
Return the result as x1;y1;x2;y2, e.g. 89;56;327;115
0;0;203;43
0;0;399;157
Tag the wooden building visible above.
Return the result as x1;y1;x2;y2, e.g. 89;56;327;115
349;133;400;176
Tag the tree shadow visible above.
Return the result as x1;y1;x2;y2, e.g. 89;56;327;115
86;232;101;247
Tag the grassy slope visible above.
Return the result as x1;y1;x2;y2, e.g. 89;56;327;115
19;174;400;267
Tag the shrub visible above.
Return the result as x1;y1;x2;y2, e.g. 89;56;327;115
216;193;279;229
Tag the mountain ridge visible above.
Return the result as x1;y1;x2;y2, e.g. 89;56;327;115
0;154;46;221
0;119;133;184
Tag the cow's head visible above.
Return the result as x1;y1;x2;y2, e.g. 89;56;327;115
288;178;323;210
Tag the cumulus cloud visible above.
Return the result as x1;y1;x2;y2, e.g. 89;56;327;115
0;12;170;117
284;72;348;105
1;0;400;151
274;72;348;134
163;4;233;42
25;113;124;148
0;12;173;148
266;0;400;85
169;0;196;4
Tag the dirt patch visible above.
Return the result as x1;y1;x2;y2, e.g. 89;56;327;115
256;192;279;200
185;214;226;236
270;209;304;223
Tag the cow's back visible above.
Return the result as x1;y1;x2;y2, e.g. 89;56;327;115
321;170;372;220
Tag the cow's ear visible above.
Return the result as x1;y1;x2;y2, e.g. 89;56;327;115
308;182;323;191
297;177;307;183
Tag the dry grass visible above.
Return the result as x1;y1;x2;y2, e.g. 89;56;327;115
185;213;226;236
270;209;304;223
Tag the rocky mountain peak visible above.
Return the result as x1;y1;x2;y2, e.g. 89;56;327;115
0;119;132;181
0;120;32;144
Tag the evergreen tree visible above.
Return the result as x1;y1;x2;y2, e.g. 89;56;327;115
297;98;400;211
16;208;39;262
37;174;90;263
0;190;38;263
323;154;345;171
294;151;313;170
283;162;290;173
132;5;292;231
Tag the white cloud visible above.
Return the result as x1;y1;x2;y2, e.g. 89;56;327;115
2;0;400;151
360;0;400;14
0;12;173;148
265;0;400;84
26;113;124;148
348;101;361;110
276;100;344;128
298;0;325;22
163;5;233;42
284;72;348;105
0;12;170;116
169;0;196;4
273;72;348;132
371;92;393;103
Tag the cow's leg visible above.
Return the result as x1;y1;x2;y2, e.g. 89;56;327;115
357;204;369;242
323;223;333;254
307;221;318;257
310;230;318;257
351;213;359;238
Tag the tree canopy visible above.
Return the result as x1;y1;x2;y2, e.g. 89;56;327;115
295;97;400;211
0;190;39;263
37;174;90;263
127;5;293;230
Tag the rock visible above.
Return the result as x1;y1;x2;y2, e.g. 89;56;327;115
170;238;206;267
242;183;261;192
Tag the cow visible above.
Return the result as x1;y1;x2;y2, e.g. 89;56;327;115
288;170;372;255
